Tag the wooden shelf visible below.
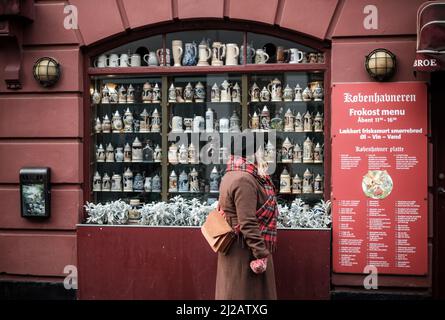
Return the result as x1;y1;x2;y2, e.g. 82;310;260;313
88;63;327;76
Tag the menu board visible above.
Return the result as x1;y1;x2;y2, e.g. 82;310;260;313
332;82;428;275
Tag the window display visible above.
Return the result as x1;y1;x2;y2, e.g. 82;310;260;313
88;30;329;227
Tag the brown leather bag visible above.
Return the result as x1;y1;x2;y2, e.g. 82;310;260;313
201;209;236;255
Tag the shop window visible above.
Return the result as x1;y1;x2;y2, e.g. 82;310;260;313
87;29;329;228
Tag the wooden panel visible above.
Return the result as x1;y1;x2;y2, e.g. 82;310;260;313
332;39;418;83
0;231;77;277
70;0;125;46
332;0;425;37
0;185;82;230
23;3;79;45
0;48;82;92
177;0;224;19
228;0;279;25
0;95;82;138
278;0;338;40
77;226;331;299
0;141;83;184
122;0;173;29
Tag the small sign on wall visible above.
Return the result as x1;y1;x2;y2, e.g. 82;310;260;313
20;168;51;218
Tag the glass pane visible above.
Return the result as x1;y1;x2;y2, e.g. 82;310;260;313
167;73;242;203
247;32;324;64
90;76;163;204
91;35;163;67
247;72;325;206
166;30;244;66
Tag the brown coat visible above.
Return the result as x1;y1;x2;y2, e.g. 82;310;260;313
215;171;277;300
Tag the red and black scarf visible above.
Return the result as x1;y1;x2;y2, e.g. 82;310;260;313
225;155;278;252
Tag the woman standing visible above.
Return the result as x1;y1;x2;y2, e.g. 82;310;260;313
215;144;278;300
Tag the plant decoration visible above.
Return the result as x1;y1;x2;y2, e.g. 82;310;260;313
84;196;331;228
139;196;216;226
277;198;331;229
84;199;131;225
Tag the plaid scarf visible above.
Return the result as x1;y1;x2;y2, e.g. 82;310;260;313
225;155;278;252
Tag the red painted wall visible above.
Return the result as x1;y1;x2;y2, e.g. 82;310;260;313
0;0;431;297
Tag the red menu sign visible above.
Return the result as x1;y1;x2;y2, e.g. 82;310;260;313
332;82;428;275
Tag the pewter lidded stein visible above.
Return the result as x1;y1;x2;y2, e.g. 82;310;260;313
142;82;153;103
101;85;110;104
260;105;271;131
151;108;161;133
281;137;293;163
133;173;144;192
232;82;241;103
189;168;199;192
209;166;220;193
96;144;105;162
152;174;161;192
265;140;275;163
102;114;111;133
127;84;135;103
211;83;220;102
197;38;212;66
280;168;291;193
220;80;231;102
292;174;302;194
152;83;161;103
314;174;323;194
102;173;111;192
194;81;205;102
284;108;294;132
123;168;133;192
118;85;127;104
93;171;102;191
139;108;150;133
268;78;282;102
105;143;115;162
178;170;189;192
169;170;178;192
314;112;323;132
303;137;314;163
131;137;143;162
303;169;313;194
123;108;133;132
112;110;123;132
229;110;241;132
303;111;313;132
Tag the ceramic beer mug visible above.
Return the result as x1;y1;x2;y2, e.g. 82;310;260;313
240;43;256;64
288;48;304;64
119;53;130;67
254;49;269;64
193;115;205;132
211;42;226;66
129;53;142;67
276;46;289;63
108;53;120;67
225;43;240;66
143;52;159;66
94;54;108;67
156;48;171;66
219;117;230;133
172;40;183;67
182;42;198;66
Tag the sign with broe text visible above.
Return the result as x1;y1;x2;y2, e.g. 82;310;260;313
332;82;428;275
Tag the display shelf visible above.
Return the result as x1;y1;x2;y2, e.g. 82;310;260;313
93;191;162;194
92;103;162;107
88;63;327;76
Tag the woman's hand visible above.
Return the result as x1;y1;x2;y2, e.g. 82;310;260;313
250;257;268;274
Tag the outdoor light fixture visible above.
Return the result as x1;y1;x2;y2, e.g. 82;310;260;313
365;48;396;81
20;168;51;218
32;57;61;87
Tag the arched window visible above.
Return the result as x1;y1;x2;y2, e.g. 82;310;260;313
86;26;329;226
